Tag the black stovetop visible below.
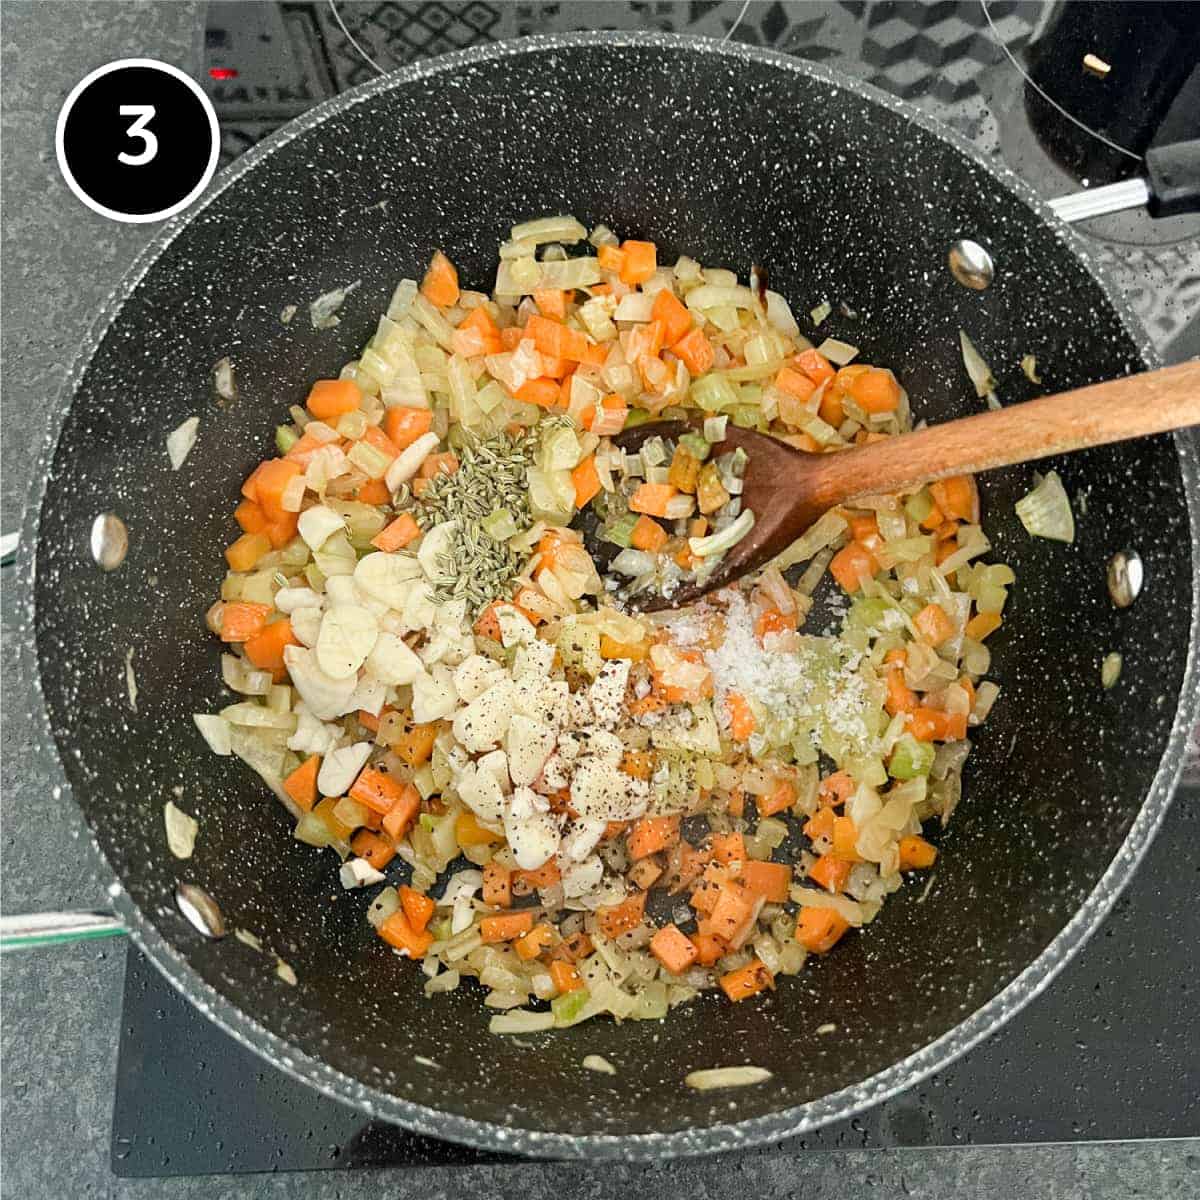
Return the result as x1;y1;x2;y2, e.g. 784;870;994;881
111;1;1200;1177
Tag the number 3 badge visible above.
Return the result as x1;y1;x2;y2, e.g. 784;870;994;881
56;58;219;223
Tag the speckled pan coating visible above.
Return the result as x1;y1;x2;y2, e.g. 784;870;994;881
18;33;1200;1159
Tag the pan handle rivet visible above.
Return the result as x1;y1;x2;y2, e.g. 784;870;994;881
175;883;226;939
948;239;995;290
1107;550;1144;608
90;512;128;571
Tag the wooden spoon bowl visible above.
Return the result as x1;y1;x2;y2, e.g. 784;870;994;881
592;361;1200;611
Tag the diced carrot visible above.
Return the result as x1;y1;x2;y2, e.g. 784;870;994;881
350;768;409;815
628;815;681;860
620;750;656;781
500;325;526;351
809;854;851;893
775;366;817;403
848;513;879;544
804;807;836;843
571;455;602;508
264;514;299;549
710;831;746;866
514;377;560;408
671;327;714;376
692;931;727;967
371;512;421;552
626;319;664;366
898;835;938;870
629;482;678;518
930;475;979;523
667;445;701;493
234;498;269;534
689;864;730;915
618;240;656;285
381;783;421;841
754;609;792;642
455;810;503;846
630;514;668;553
829;542;878;594
914;602;955;646
307;379;362;421
378;909;433;958
252;459;302;522
243;618;297;672
515;922;556;960
241;461;270;502
225;532;271;573
908;707;942;742
918;501;945;532
650;288;692;344
941;711;968;740
396;885;434;933
885;666;918;715
796;349;836;386
795;907;849;954
966;611;1002;641
741;860;792;903
599;635;647;662
480;910;535;944
707;882;758;945
483;861;512;908
848;367;901;414
819;387;845;428
524;314;596;364
451;306;502;357
218;601;272;643
389;716;437;767
532;288;567;319
549;959;584;994
511;589;547;626
597;891;647;939
758;777;796;817
511;860;561;895
727;787;745;818
421;250;459;308
351;828;396;871
358;709;381;733
726;691;756;741
359;425;398;460
831;815;862;862
355;478;391;505
819;771;856;807
597;243;625;273
720;958;774;1002
283;755;321;813
383;406;434;450
650;924;699;974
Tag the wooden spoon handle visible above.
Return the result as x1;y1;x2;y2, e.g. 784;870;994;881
807;360;1200;508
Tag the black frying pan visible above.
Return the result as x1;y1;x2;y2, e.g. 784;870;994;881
18;34;1200;1158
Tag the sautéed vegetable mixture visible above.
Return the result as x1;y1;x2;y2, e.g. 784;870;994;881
198;217;1009;1032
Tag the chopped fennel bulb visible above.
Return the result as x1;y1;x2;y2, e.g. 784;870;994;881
1015;470;1075;543
815;337;858;365
689;508;755;558
959;329;996;400
166;416;199;470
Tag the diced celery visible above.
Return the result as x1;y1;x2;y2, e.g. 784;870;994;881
482;508;520;541
678;431;712;461
412;764;437;799
847;597;890;630
551;987;591;1026
889;734;936;780
904;489;934;524
603;513;639;549
275;425;299;454
419;812;437;831
730;405;760;429
690;373;739;413
303;562;326;591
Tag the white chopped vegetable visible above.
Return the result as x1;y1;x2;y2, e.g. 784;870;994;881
959;329;997;402
316;605;379;679
1021;354;1042;384
385;431;440;491
317;742;372;797
275;959;298;986
815;337;859;365
411;666;458;723
1015;470;1075;543
367;631;422;685
235;928;263;952
213;357;236;402
124;648;138;713
582;1054;617;1075
354;550;422;610
810;300;832;326
689;508;755;558
489;1009;556;1034
685;1066;773;1091
274;587;323;615
163;801;198;859
340;857;386;890
764;290;801;337
166;416;199;470
1101;651;1123;689
193;713;232;756
298;505;347;552
310;280;359;330
283;645;358;720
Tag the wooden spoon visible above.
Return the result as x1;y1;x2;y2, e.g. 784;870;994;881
596;361;1200;611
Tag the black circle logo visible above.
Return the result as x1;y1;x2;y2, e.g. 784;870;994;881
56;58;219;224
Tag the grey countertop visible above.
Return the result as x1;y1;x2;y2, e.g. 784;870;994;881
1;3;1197;1197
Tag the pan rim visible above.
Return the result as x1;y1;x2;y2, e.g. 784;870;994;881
19;30;1200;1161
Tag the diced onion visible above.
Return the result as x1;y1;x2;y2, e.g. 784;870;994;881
166;416;199;470
1101;651;1122;689
1015;470;1075;543
815;337;859;365
959;329;996;400
163;801;198;859
193;713;232;756
685;1066;773;1091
